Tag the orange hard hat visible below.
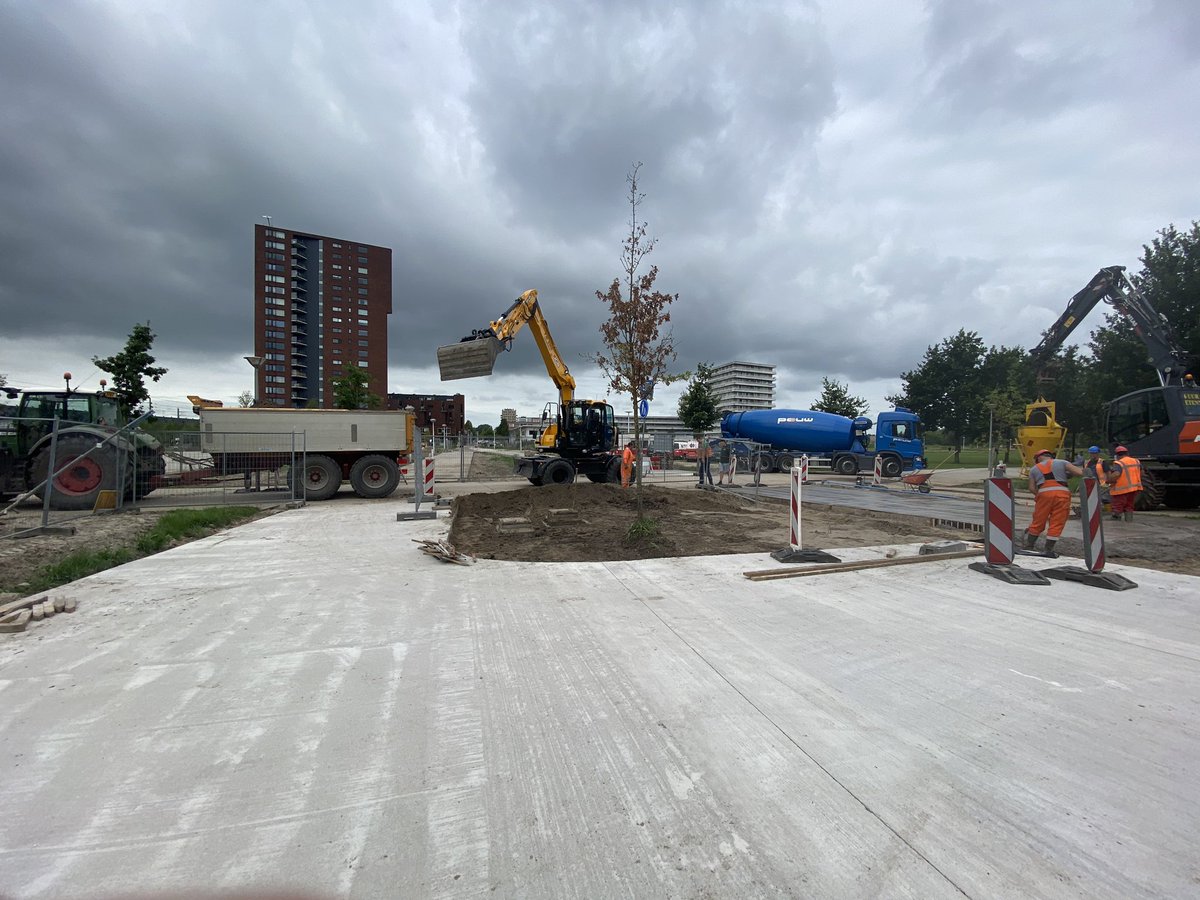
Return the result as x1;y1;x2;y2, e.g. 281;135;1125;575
1034;448;1054;458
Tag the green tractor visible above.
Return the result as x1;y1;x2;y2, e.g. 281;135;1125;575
0;382;165;511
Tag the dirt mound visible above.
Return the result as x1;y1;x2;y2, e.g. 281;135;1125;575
447;483;954;563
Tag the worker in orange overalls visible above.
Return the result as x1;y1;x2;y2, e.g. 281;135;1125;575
621;441;635;488
1108;445;1143;522
1022;448;1083;557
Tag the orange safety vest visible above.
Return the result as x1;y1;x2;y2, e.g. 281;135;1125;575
622;447;634;466
1033;459;1070;493
1110;456;1143;495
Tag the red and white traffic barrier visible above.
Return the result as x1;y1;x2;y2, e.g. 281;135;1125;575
799;454;809;484
1080;478;1105;572
422;457;436;498
983;477;1015;564
399;457;409;482
789;465;802;550
872;454;883;485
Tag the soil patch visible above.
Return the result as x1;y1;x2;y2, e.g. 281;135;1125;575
448;483;968;562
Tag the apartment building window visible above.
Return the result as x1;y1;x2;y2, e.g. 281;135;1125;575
358;350;368;357
357;277;368;285
332;317;343;323
358;340;369;347
265;341;283;350
333;274;342;280
357;267;368;274
264;293;285;302
266;386;284;395
357;297;368;306
264;275;285;284
267;229;285;238
358;318;369;326
358;361;369;367
265;364;285;372
267;376;285;384
332;242;342;248
357;246;367;252
266;252;285;261
332;338;341;344
332;264;342;270
358;289;368;296
332;327;342;333
265;353;285;361
266;241;285;250
267;317;285;327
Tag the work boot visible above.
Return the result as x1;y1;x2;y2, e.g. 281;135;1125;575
1044;539;1058;558
1124;511;1133;523
1022;530;1037;549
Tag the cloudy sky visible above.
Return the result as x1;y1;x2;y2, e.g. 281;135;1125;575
1;0;1197;426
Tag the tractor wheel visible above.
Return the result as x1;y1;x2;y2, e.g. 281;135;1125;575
349;455;400;499
881;456;903;478
835;456;858;476
32;434;121;511
292;454;342;501
541;459;575;485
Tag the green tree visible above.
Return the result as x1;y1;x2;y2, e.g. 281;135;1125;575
677;362;721;436
811;377;869;418
594;162;684;516
889;329;985;461
477;423;495;437
93;322;168;418
331;366;381;409
495;419;510;437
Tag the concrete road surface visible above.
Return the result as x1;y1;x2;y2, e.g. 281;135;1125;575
1;499;1198;899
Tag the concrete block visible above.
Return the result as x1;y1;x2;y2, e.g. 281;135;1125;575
545;508;580;524
396;510;438;521
42;601;55;618
30;604;44;621
0;609;31;634
65;598;77;613
53;597;66;612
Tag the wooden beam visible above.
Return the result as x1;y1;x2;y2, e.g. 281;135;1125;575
744;548;983;581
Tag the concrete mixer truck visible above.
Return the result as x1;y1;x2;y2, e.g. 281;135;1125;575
720;408;924;476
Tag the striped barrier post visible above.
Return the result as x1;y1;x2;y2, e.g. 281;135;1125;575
422;457;435;499
983;477;1015;565
789;465;802;550
872;454;883;485
799;454;809;485
1080;478;1105;572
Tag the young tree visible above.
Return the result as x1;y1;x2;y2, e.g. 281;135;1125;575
594;162;684;517
677;363;722;436
331;366;382;409
237;390;254;408
92;322;168;418
811;377;869;418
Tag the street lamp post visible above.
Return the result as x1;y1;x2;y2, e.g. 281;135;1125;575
244;356;263;406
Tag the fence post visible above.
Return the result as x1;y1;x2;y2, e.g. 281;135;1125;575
40;418;61;528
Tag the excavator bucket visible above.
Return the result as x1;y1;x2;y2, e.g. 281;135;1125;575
437;336;504;381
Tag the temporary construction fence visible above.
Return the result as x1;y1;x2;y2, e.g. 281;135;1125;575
152;430;306;507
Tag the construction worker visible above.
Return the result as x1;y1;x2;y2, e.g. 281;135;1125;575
621;441;635;488
1022;449;1083;556
1108;445;1143;522
1083;445;1113;512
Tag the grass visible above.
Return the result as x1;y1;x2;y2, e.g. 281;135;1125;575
467;450;523;480
10;506;261;595
625;516;660;542
922;445;1019;469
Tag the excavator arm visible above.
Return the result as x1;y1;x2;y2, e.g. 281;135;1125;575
436;289;576;405
1031;266;1192;386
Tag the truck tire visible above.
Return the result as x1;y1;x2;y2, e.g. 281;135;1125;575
349;454;400;499
296;454;342;501
541;458;575;485
606;457;623;484
881;456;902;478
835;456;858;476
32;434;121;511
776;453;795;470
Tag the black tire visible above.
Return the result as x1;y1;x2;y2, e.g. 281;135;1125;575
607;458;623;484
296;454;342;501
32;434;121;511
776;453;794;471
349;454;400;499
835;456;858;476
881;456;902;478
541;458;575;485
1136;468;1164;511
918;483;932;494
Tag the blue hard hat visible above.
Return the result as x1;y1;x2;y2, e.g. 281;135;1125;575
1088;445;1100;453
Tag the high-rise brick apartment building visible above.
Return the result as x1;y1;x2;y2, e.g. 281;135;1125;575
253;224;392;407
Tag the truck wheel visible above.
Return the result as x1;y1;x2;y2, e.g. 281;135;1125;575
541;459;575;485
835;456;857;476
296;454;341;501
776;453;794;471
881;456;902;478
606;458;623;484
349;454;400;499
32;434;120;511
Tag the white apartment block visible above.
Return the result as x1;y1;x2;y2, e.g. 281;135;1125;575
711;361;776;412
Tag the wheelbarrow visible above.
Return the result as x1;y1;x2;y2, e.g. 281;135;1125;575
900;471;934;493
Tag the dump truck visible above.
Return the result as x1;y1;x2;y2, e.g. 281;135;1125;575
189;399;414;500
720;407;925;476
1;380;164;510
437;290;622;485
1023;265;1199;508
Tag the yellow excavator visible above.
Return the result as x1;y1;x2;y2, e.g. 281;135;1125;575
436;290;622;485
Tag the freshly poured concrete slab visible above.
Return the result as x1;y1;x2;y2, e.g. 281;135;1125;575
0;502;1196;899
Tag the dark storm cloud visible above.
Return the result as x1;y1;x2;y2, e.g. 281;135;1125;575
1;0;1197;418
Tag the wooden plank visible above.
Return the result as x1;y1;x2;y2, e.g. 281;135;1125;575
743;549;983;581
0;595;46;620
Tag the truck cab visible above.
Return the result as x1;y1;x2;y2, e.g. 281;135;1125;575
874;409;925;470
